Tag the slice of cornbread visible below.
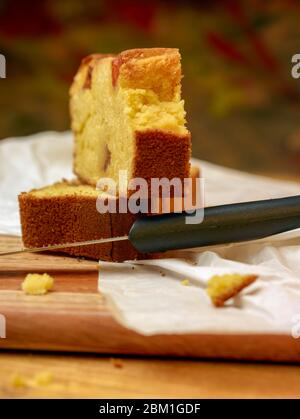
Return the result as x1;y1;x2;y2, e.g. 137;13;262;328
18;167;200;262
70;48;191;189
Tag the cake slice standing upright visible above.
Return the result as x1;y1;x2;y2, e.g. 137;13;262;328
70;48;191;189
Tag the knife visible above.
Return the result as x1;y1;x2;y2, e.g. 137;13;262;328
1;195;300;257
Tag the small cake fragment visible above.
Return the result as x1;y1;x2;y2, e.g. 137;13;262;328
33;371;53;386
181;279;190;286
10;371;54;389
206;273;257;307
10;373;27;388
21;273;54;295
110;358;124;369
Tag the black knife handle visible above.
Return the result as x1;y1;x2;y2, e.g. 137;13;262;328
129;195;300;253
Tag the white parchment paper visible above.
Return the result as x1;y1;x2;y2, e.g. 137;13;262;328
1;131;300;336
0;131;73;235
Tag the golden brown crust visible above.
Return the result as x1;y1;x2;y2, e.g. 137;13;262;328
18;187;150;261
18;192;112;260
73;129;192;189
145;164;200;216
133;130;191;187
112;48;181;101
110;202;162;261
110;211;142;261
18;165;199;262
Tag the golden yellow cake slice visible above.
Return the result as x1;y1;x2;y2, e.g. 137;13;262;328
18;180;155;261
18;167;200;262
70;48;191;189
18;181;114;261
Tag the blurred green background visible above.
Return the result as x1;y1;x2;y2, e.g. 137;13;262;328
1;0;300;178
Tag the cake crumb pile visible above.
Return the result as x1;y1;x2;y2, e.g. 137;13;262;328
21;273;54;295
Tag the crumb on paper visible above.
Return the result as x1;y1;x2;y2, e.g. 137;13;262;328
10;373;27;388
21;273;54;295
33;371;53;386
110;358;124;369
206;273;257;307
181;279;190;286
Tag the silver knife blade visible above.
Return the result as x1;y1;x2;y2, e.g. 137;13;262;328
0;236;128;257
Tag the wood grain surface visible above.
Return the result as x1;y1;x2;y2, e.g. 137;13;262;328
0;236;99;272
1;236;300;399
1;351;300;399
1;235;300;362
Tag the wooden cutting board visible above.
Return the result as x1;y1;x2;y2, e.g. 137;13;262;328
1;235;300;362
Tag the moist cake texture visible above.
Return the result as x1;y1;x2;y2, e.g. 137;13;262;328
70;48;191;188
20;48;195;262
19;181;149;261
18;167;199;262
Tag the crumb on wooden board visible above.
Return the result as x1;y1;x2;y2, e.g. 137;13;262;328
110;358;124;369
10;373;27;388
21;273;54;295
33;371;53;386
10;371;54;388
